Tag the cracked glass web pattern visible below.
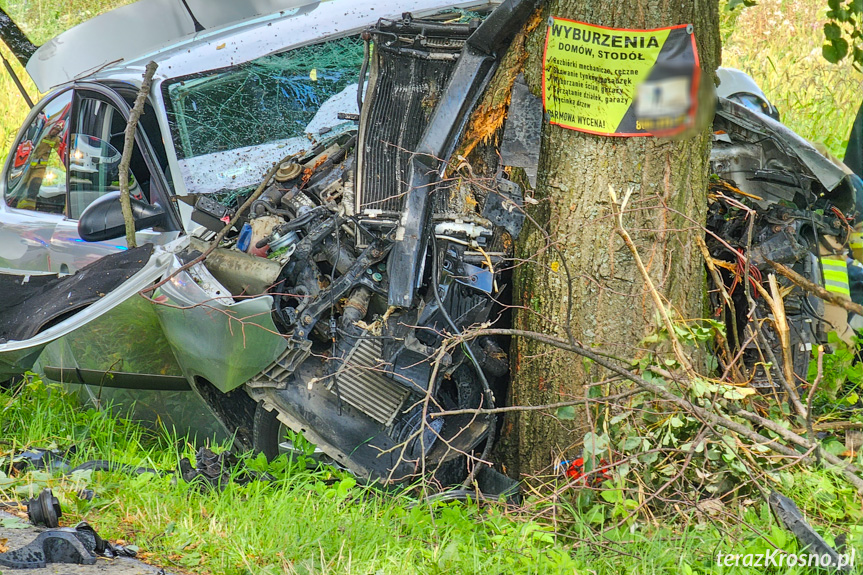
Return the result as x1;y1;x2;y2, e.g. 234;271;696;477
166;37;364;160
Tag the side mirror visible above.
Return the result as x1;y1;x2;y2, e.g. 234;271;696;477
77;191;166;242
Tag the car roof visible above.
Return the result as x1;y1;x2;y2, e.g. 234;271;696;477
26;0;494;92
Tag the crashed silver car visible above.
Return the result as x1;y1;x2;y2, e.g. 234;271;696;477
707;68;862;387
0;0;535;481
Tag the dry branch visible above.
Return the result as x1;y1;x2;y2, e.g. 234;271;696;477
119;61;158;248
608;186;696;377
141;151;294;295
457;327;863;492
767;260;863;315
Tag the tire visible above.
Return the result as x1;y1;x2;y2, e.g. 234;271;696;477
252;402;338;467
252;403;283;461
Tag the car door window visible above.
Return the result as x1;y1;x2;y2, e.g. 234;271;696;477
68;96;153;220
5;92;72;215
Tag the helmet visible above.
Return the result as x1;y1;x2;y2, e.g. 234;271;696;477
716;67;780;121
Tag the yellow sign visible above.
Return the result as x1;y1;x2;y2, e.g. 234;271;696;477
542;18;699;137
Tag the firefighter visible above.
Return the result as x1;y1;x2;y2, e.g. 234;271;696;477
17;120;64;210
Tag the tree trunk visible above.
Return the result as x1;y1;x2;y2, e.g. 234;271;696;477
499;0;721;476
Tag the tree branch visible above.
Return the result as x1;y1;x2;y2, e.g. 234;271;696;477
140;151;294;295
119;61;158;249
608;185;696;377
457;326;863;492
767;259;863;315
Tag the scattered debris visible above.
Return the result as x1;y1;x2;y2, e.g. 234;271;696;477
179;447;272;489
0;0;538;486
0;521;135;569
25;488;61;528
769;491;851;572
560;457;612;487
11;449;70;473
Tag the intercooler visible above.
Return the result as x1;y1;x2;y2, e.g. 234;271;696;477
328;338;410;427
355;19;473;219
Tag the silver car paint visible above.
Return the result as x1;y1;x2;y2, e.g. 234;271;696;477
152;255;288;393
0;238;182;377
0;89;177;275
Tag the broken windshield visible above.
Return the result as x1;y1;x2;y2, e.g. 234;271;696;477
164;37;364;195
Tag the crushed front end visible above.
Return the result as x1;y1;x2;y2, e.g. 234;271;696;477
165;3;535;482
706;98;859;388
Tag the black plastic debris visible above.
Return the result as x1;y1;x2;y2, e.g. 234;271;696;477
769;490;851;572
75;488;96;501
475;466;521;504
179;447;271;489
11;449;70;473
0;521;135;569
25;488;61;528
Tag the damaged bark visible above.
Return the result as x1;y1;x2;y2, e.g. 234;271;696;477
499;0;721;476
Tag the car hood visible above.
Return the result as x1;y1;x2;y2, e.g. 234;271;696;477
26;0;319;92
25;0;494;93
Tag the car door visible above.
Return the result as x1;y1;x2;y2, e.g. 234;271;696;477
0;84;180;275
0;89;72;274
0;84;186;384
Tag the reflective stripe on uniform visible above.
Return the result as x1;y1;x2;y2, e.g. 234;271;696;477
851;232;863;250
821;257;851;296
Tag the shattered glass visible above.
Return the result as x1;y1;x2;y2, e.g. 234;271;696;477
164;37;365;195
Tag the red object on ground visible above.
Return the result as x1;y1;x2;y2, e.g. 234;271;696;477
564;457;612;486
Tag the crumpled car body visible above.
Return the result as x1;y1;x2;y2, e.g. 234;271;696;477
0;0;534;482
706;96;860;386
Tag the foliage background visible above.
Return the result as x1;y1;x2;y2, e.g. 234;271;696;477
721;0;862;159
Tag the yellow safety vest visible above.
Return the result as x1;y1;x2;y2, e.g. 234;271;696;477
821;256;851;297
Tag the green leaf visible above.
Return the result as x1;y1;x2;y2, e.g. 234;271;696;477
639;451;659;464
609;412;630;426
1;517;30;529
771;524;788;547
825;21;843;40
584;505;606;524
823;39;849;63
600;489;622;503
583;432;609;455
622;437;642;451
556;405;576;420
336;477;356;499
823;439;847;456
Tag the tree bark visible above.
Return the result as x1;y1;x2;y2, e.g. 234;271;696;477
119;61;158;249
499;0;721;476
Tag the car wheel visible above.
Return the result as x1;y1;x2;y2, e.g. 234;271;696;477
252;403;287;461
252;403;332;464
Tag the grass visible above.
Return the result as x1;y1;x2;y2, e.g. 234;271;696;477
1;374;861;575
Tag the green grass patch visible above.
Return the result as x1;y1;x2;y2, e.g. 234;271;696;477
1;374;860;575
